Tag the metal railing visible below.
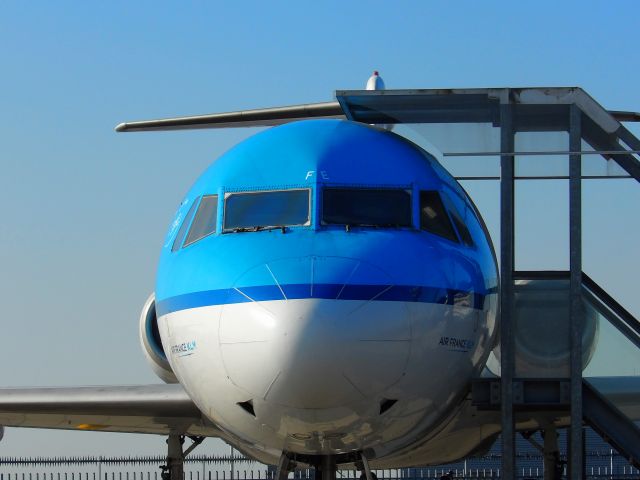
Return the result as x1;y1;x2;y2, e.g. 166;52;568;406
2;452;640;480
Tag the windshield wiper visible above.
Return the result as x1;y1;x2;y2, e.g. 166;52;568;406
233;226;288;233
345;223;405;232
256;225;288;233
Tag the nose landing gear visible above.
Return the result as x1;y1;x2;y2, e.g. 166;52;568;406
359;454;376;480
275;451;375;480
521;427;565;480
316;455;336;480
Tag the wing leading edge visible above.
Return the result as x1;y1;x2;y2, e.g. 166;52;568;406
0;384;222;437
115;101;345;132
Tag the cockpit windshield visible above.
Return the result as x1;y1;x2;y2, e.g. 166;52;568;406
322;188;412;228
224;189;310;231
184;195;218;247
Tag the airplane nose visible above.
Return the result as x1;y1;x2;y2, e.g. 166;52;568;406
218;256;411;409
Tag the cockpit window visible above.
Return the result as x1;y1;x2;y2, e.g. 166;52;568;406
172;198;199;252
420;191;459;242
183;195;218;247
322;188;412;227
441;193;475;247
224;189;310;231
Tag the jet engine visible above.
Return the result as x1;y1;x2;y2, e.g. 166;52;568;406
139;293;178;383
492;278;599;377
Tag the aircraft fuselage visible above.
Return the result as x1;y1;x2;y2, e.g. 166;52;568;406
153;120;498;464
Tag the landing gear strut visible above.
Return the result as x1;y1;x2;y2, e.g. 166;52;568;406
359;452;374;480
275;452;296;480
160;433;204;480
315;455;336;480
275;450;374;480
521;427;564;480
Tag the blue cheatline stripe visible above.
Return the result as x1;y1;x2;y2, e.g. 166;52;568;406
156;284;488;316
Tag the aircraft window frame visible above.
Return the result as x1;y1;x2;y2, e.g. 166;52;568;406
223;188;312;232
171;197;200;252
183;194;219;248
321;187;413;229
440;192;476;248
419;190;459;243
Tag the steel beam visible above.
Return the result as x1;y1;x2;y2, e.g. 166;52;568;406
568;104;583;479
499;103;516;479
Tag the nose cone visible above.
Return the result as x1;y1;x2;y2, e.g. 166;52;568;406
218;256;411;409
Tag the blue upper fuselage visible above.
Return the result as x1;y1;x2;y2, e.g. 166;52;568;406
155;119;497;315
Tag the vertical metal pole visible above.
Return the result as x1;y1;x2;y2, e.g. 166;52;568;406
230;447;234;480
569;104;583;480
499;102;516;479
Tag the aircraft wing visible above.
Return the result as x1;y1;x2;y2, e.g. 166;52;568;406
115;101;345;132
587;377;640;421
0;384;222;437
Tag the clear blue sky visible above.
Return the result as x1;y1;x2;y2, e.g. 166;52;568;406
1;0;639;458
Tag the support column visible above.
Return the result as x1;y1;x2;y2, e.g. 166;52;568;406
499;102;516;479
569;104;584;479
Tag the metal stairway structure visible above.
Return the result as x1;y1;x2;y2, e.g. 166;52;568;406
333;87;640;479
472;271;640;475
583;379;640;469
582;273;640;470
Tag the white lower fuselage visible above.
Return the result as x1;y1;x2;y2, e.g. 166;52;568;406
159;294;497;465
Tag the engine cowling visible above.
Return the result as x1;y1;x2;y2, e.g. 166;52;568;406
491;278;599;377
139;293;178;383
